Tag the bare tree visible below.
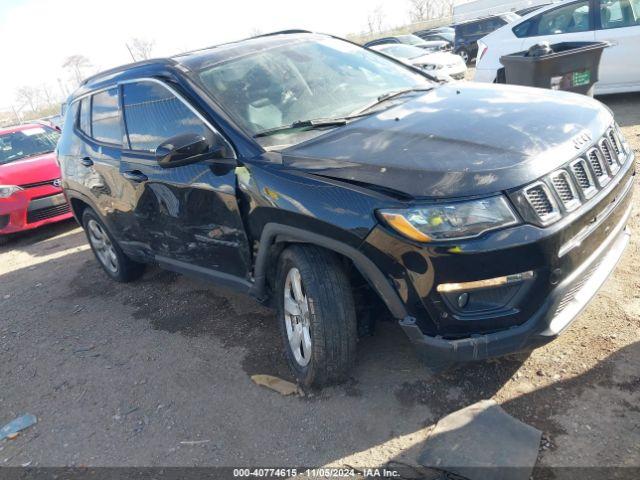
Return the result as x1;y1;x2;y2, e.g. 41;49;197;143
15;86;42;113
367;5;385;34
408;0;429;22
129;37;155;61
409;0;454;23
62;55;92;86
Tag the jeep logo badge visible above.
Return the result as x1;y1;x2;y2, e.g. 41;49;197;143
573;131;592;150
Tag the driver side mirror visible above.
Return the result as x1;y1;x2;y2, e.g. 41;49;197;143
155;132;232;168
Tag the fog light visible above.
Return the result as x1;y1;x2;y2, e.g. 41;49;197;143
436;270;535;293
457;292;469;308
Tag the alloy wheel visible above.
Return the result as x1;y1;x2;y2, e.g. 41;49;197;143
87;219;118;274
283;267;312;367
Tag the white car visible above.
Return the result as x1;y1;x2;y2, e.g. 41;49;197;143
370;44;468;80
475;0;640;94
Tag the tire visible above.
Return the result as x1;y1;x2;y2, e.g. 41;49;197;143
81;209;145;282
0;235;8;247
457;48;470;65
276;245;357;388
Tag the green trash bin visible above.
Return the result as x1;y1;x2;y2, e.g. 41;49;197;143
499;41;608;96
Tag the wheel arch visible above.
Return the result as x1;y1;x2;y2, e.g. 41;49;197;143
251;223;408;320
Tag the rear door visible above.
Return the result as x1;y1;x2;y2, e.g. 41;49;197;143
515;1;596;51
74;88;150;254
119;79;252;282
594;0;640;92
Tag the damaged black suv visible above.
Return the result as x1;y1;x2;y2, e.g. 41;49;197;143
58;31;635;387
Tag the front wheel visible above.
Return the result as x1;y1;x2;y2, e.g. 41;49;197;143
276;245;357;388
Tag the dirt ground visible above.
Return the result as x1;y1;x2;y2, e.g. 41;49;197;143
1;89;639;473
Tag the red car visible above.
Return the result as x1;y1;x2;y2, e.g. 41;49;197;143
0;124;72;245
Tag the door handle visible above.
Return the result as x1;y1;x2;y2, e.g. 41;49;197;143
80;157;94;167
122;170;148;183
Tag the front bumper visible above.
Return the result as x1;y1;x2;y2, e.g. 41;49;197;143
400;214;631;365
361;147;635;364
0;191;72;236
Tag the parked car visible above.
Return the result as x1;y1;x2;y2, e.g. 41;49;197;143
370;44;467;79
364;34;449;51
0;124;72;245
58;31;634;387
453;13;521;63
413;27;455;47
475;0;640;94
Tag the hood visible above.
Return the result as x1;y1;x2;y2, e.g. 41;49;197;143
412;51;463;66
418;40;448;49
280;82;613;199
0;152;60;186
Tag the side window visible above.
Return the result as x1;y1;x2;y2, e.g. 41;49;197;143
91;88;121;145
78;97;91;136
536;1;591;35
599;0;640;29
122;81;211;153
513;18;535;37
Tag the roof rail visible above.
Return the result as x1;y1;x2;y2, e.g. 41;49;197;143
252;29;312;38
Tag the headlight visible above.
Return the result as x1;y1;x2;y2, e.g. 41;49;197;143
378;195;519;242
422;64;442;71
0;185;23;198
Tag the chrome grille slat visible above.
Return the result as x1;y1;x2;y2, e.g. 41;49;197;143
523;182;559;224
587;148;610;187
599;138;619;175
550;170;580;211
570;159;597;199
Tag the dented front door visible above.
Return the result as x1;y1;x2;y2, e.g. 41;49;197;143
118;79;251;280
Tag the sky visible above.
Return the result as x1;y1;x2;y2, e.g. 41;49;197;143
0;0;429;110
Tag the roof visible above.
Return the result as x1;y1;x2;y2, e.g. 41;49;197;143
76;30;321;95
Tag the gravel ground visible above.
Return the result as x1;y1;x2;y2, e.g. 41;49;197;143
0;88;639;471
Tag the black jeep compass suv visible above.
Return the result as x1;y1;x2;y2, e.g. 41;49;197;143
57;31;635;387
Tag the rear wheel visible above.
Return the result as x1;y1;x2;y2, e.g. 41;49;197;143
82;209;145;282
0;235;8;247
276;245;357;388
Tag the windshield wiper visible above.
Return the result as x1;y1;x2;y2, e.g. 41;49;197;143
254;118;348;138
349;87;433;117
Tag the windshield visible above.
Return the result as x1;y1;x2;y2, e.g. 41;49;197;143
197;37;430;141
0;126;60;165
377;44;427;60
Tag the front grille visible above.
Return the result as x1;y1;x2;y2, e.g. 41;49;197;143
517;124;629;226
588;149;605;178
20;178;60;189
26;203;70;223
551;171;578;209
524;184;556;220
608;129;621;156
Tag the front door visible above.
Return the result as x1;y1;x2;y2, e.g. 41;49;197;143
119;79;252;283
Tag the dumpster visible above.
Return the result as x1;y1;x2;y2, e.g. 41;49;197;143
499;41;608;96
